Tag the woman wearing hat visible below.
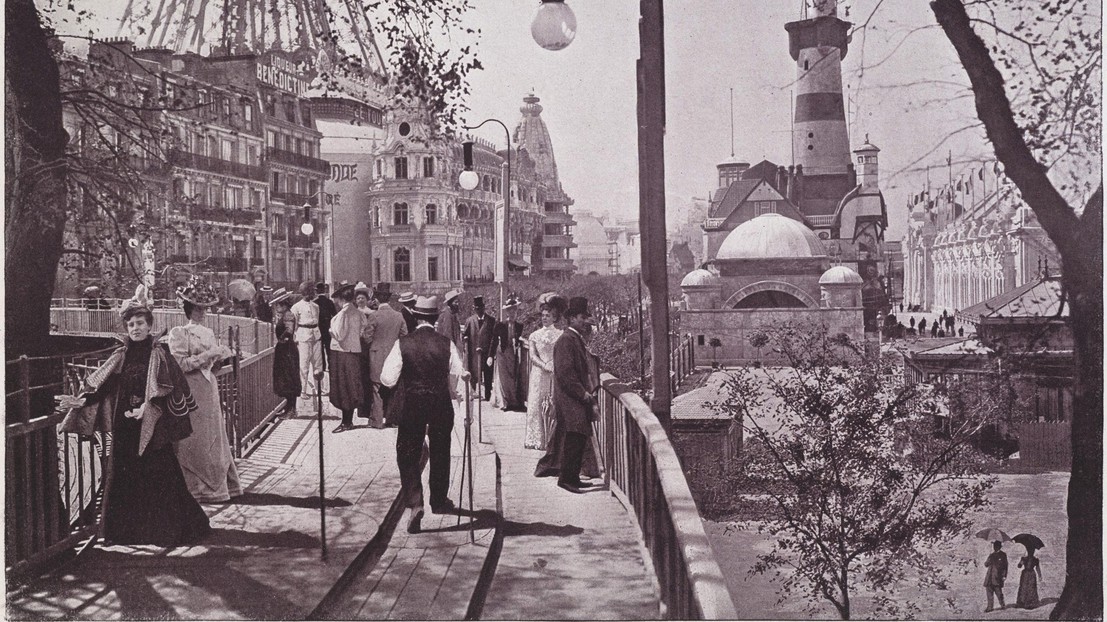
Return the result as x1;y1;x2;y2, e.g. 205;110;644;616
168;278;243;503
328;283;367;432
269;289;301;414
490;295;525;411
56;286;211;545
524;294;567;450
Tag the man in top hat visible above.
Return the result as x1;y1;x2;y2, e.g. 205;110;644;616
489;295;525;411
363;286;408;428
435;289;463;351
291;281;324;397
462;295;496;400
554;297;600;494
380;296;469;533
398;291;418;333
315;282;337;373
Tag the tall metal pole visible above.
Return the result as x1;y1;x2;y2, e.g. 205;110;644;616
638;0;672;432
463;120;512;307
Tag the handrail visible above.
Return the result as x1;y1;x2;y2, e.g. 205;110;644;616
49;306;274;356
596;372;737;619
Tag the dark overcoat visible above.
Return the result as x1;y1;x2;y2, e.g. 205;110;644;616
462;313;495;379
553;328;596;436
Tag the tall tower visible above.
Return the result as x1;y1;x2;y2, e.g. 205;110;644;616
786;0;852;174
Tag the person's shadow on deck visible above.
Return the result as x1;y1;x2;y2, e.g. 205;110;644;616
7;528;325;621
231;492;353;509
419;508;585;537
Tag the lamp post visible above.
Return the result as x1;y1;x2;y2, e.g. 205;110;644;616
459;121;512;310
531;0;672;432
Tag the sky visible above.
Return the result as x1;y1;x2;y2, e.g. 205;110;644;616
64;0;1019;241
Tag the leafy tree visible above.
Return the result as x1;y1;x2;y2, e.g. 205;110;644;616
713;327;995;619
929;1;1102;617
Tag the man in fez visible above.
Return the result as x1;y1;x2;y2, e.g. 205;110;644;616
380;296;468;533
553;297;601;494
462;296;495;401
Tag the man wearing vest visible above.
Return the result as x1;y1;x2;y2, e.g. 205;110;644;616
381;296;469;534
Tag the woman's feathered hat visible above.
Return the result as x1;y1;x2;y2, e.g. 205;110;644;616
176;275;220;307
119;284;154;318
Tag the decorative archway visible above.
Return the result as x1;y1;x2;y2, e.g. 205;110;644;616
723;280;818;309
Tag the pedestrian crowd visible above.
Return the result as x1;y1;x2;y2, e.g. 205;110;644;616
56;279;608;544
884;305;965;340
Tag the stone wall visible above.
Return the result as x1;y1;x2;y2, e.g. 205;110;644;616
682;307;864;365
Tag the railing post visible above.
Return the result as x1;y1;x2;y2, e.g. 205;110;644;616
18;355;31;424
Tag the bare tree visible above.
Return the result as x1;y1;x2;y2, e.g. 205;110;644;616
930;0;1102;618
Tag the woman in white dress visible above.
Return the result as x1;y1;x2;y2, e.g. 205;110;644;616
523;294;567;450
169;280;243;503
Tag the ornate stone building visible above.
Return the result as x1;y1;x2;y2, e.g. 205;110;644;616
902;165;1059;314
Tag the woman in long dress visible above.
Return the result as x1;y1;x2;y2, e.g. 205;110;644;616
490;296;524;411
270;291;301;414
1016;547;1043;608
524;296;566;450
57;287;211;545
169;285;243;503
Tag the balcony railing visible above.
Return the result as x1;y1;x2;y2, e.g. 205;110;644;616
270;191;318;207
541;258;576;271
388;223;415;234
289;232;320;248
542;234;575;248
168;149;267;182
266;147;330;173
807;214;835;227
203;256;248;272
189;204;263;225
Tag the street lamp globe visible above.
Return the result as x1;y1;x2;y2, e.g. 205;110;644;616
531;0;576;51
458;169;480;191
301;221;314;236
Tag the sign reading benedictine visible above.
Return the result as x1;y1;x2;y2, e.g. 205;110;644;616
256;53;309;95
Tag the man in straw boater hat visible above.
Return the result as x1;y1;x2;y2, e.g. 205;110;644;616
435;289;463;352
397;291;419;334
290;281;325;398
364;283;408;428
380;296;469;533
462;295;496;401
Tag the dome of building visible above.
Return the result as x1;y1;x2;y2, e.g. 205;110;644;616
716;213;826;260
819;265;863;285
680;268;719;287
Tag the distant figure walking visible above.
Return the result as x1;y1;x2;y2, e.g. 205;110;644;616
984;541;1009;612
918;317;928;335
909;317;916;330
1016;548;1043;609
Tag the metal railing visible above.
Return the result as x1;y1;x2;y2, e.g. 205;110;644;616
6;331;283;576
595;373;736;619
5;347;114;577
49;305;275;356
266;147;330;173
669;333;695;394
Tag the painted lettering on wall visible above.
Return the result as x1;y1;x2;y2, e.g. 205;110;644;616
256;55;308;95
331;163;358;183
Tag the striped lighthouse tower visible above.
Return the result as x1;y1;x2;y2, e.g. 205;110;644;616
786;0;852;175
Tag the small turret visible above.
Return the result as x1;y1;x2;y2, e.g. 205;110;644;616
854;135;880;191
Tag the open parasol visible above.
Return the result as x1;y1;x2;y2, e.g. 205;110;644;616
1012;533;1045;550
227;279;257;302
974;528;1011;542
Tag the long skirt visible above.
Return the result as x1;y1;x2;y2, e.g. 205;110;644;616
1016;569;1040;608
524;368;555;450
103;410;211;546
273;341;301;401
175;370;243;503
491;350;522;411
534;418;600;479
329;350;364;411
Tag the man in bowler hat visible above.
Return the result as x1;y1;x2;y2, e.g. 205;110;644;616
462;296;495;400
554;297;600;494
380;296;468;533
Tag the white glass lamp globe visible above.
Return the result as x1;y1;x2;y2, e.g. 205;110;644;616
300;222;314;236
458;170;480;191
531;0;577;51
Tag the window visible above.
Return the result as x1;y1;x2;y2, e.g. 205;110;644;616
423;156;435;178
222;139;235;162
272;213;284;235
253;237;263;259
394;248;411;282
243;104;253;125
374;258;382;282
425;204;438;225
755;201;775;216
393;202;409;225
271;172;280;193
427;256;439;281
285;101;296;123
302;105;311;126
265;97;275;116
394;157;408;179
267;131;276;148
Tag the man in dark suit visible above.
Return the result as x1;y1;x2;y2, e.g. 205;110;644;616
462;296;495;400
983;541;1008;612
554;297;599;494
315;282;337;373
380;296;468;534
398;291;418;334
435;289;463;351
364;287;408;428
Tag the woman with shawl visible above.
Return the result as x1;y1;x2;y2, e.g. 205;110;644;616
57;286;211;546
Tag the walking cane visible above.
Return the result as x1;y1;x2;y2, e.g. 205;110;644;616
476;347;484;444
315;370;327;561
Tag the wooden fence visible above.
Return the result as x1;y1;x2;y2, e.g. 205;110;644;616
1018;421;1072;469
